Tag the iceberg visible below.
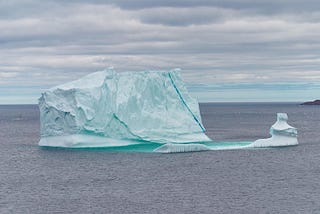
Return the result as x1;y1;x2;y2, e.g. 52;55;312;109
38;68;299;153
39;68;211;148
252;113;298;147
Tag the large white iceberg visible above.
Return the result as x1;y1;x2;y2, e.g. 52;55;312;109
38;68;299;152
39;68;211;148
252;113;298;147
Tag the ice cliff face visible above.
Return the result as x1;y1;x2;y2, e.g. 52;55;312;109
39;68;211;148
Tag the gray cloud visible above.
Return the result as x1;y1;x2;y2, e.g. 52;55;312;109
134;7;235;26
0;0;320;103
103;0;320;13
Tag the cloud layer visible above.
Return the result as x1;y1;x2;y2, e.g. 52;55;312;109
1;0;320;103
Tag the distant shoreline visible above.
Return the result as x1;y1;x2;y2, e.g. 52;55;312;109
301;100;320;105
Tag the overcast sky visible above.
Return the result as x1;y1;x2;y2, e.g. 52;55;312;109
1;0;320;103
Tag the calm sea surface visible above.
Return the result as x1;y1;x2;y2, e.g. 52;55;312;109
1;103;320;213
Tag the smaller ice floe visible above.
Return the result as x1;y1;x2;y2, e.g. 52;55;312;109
252;113;298;147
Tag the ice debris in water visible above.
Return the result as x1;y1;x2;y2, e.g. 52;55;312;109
38;68;211;148
252;113;298;147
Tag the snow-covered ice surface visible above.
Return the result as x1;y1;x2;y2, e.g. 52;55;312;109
39;68;298;152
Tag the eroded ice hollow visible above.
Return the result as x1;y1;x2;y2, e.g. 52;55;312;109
38;68;298;153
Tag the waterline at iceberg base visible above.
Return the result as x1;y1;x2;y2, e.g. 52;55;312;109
38;68;298;153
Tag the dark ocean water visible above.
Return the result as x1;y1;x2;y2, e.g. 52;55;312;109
1;103;320;213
